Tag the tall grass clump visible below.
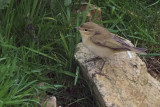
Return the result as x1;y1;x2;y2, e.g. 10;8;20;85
0;0;99;106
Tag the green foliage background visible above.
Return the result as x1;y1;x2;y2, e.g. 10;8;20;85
0;0;159;106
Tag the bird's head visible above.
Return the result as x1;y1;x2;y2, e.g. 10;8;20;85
75;22;99;38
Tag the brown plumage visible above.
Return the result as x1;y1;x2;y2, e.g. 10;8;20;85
76;22;147;58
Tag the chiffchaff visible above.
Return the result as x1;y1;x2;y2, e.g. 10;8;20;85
75;22;147;75
75;22;147;58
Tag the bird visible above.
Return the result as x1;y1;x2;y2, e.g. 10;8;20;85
75;22;147;76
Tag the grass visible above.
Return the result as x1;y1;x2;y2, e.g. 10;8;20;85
0;0;159;106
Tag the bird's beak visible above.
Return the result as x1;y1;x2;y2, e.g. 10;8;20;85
74;27;80;30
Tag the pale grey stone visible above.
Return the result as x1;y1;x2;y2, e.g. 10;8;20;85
75;43;160;107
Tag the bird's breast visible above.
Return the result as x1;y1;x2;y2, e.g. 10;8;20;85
83;39;116;58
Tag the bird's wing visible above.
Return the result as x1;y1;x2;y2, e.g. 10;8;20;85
90;33;132;51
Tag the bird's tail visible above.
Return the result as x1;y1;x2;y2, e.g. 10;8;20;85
131;47;147;55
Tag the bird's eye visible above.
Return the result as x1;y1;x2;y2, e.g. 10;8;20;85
84;29;88;31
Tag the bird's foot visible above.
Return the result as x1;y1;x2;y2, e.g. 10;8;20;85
85;56;102;63
92;60;106;78
92;71;106;78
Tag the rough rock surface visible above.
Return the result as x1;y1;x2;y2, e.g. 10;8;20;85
75;43;160;107
44;96;57;107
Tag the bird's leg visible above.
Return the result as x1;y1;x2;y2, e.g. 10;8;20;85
85;56;102;63
85;56;106;77
92;59;106;78
100;60;106;72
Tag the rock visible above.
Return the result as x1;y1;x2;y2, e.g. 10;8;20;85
43;96;57;107
38;83;61;107
75;43;160;107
